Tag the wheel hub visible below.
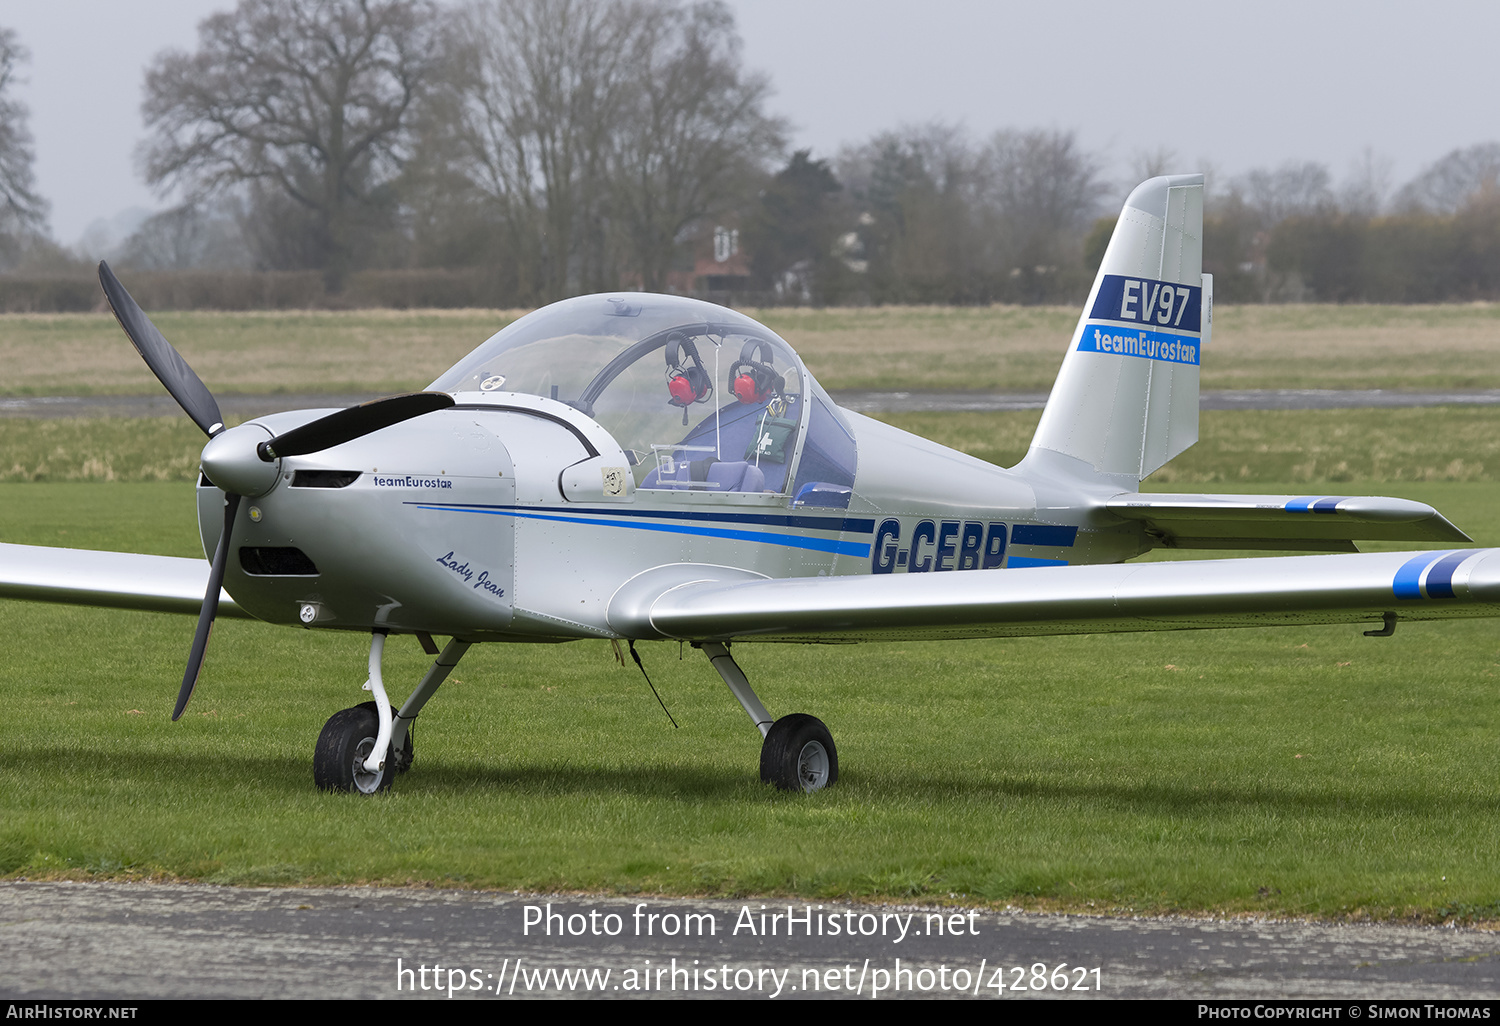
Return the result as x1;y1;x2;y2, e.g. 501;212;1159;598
796;740;829;791
351;737;383;794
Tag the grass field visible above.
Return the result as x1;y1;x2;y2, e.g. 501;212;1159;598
1;301;1498;396
3;406;1500;921
5;407;1497;485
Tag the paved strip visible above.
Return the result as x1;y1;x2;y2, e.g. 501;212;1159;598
3;390;1500;420
1;882;1497;999
0;393;382;419
831;390;1500;414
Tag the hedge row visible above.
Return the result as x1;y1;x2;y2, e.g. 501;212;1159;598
0;268;506;312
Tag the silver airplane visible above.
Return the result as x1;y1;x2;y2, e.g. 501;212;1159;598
3;174;1498;795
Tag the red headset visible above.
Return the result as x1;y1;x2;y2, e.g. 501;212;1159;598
729;340;785;404
665;334;712;423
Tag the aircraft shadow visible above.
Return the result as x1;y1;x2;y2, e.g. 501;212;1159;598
8;745;1491;820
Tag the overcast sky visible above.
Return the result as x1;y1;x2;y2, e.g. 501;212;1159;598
7;0;1499;244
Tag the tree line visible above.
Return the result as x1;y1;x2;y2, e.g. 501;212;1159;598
1;2;1499;308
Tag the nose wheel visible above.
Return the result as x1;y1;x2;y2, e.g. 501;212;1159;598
760;713;838;792
313;704;393;794
312;637;471;793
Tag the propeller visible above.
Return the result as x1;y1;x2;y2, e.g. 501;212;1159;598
175;492;240;720
257;392;455;461
97;261;456;720
99;262;224;438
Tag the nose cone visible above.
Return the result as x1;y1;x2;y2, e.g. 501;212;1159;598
200;423;281;496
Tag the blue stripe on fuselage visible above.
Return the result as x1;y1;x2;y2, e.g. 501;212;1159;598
539;505;875;534
408;502;873;558
1007;557;1069;568
1012;524;1078;547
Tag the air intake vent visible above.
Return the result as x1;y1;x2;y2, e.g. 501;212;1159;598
240;547;319;576
291;470;361;488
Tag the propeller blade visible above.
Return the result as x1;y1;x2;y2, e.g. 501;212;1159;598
258;392;456;460
174;493;240;721
98;261;225;438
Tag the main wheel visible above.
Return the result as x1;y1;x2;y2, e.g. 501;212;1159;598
313;704;394;794
760;714;838;792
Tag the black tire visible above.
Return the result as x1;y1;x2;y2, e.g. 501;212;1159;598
760;713;838;792
313;704;394;794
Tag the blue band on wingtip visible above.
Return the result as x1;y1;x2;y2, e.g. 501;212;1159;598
1424;551;1471;599
1286;496;1345;513
1393;551;1462;600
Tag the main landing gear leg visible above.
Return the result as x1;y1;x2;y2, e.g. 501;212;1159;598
699;641;838;793
313;635;472;794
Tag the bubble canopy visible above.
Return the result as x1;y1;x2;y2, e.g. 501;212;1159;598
431;294;857;503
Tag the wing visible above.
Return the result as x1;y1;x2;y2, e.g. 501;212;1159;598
608;549;1500;643
1106;492;1471;552
0;542;248;618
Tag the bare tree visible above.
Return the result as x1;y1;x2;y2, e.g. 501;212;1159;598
833;124;1105;303
609;0;785;290
1129;145;1178;183
0;27;49;262
437;0;639;301
1339;147;1393;218
119;199;252;271
140;0;436;288
420;0;781;296
982;129;1106;299
837;122;978;200
1393;142;1500;214
836;124;990;302
985;129;1105;245
1236;161;1335;226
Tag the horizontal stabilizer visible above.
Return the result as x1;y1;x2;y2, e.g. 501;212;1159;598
613;548;1500;643
1104;493;1472;551
0;542;248;618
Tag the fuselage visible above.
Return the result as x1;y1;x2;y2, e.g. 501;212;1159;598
204;391;1149;641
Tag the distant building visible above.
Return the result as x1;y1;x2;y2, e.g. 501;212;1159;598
663;219;752;298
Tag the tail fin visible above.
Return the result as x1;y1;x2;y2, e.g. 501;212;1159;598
1023;174;1211;486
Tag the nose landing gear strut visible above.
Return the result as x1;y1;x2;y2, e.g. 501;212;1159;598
313;631;472;793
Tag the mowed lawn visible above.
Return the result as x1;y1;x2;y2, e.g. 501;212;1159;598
3;407;1499;921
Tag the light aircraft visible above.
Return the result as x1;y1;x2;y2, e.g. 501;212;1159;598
3;174;1498;794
